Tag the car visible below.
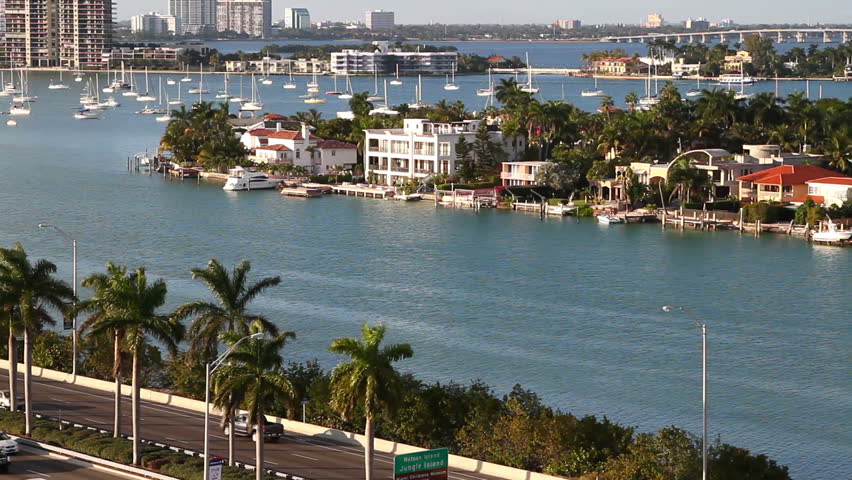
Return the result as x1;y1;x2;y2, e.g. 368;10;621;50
0;433;18;455
0;392;23;411
225;415;283;442
0;451;9;472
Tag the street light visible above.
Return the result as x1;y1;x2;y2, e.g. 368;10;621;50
38;224;78;378
203;332;264;480
662;305;708;480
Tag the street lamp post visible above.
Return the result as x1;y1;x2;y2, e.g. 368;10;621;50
662;305;707;480
38;224;77;379
203;332;264;480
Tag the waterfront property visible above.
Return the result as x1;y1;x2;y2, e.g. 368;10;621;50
801;177;852;207
364;119;524;185
588;57;647;76
330;42;457;75
500;161;550;187
225;57;329;74
737;165;846;203
240;121;357;174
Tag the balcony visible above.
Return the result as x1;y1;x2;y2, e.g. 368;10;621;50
501;171;536;181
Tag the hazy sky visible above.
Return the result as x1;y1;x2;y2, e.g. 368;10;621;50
119;1;852;25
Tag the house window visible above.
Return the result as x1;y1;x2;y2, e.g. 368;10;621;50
808;186;818;194
782;185;793;193
296;150;300;159
439;142;450;156
331;150;336;156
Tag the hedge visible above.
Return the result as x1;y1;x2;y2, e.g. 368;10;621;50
0;411;263;480
742;202;795;223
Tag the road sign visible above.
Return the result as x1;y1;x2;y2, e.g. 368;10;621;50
394;448;449;480
208;456;224;480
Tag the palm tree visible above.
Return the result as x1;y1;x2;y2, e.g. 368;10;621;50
78;264;182;464
0;243;74;434
214;324;296;480
174;259;281;462
0;290;20;414
328;323;413;480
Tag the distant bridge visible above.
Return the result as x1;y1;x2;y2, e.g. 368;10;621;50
600;29;852;44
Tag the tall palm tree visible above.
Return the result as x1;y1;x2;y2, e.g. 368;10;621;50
0;292;20;414
214;324;296;480
328;323;413;480
174;258;280;463
78;264;182;465
0;243;74;434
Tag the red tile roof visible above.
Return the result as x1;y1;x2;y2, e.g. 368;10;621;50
790;194;825;203
806;176;852;186
263;113;288;120
316;140;356;149
736;165;843;185
267;130;323;141
247;129;276;137
256;145;291;151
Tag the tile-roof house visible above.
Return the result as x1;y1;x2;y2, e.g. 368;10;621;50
802;176;852;207
241;121;357;174
736;165;844;203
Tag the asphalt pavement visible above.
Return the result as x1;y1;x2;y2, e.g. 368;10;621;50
0;371;501;480
2;447;135;479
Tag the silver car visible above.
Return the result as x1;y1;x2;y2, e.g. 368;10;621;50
0;433;18;455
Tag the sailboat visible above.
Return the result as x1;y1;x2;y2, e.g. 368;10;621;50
444;62;460;90
230;75;247;103
390;64;403;85
338;75;354;100
12;70;36;102
188;65;208;94
638;63;659;109
123;67;140;97
409;75;430;109
180;65;193;82
733;65;753;100
687;63;703;97
136;68;157;102
48;70;70;90
283;60;297;89
307;69;320;93
216;73;232;99
367;66;383;102
240;74;263;111
167;77;176;86
325;75;343;95
520;53;540;94
369;80;397;115
156;81;173;122
477;68;495;97
73;108;98;119
169;81;184;105
73;72;83;83
260;55;273;85
581;76;604;97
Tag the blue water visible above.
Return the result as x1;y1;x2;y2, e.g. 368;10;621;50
0;70;849;480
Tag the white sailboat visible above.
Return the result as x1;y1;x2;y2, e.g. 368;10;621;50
733;68;754;100
338;75;354;100
687;64;703;97
73;107;98;119
390;64;403;85
283;60;297;89
73;72;83;83
307;69;320;93
476;68;495;97
240;74;263;111
136;68;157;102
581;76;605;97
367;66;383;102
9;100;31;116
12;70;36;102
123;67;140;97
169;81;184;105
167;77;176;86
370;80;398;115
260;55;273;85
409;75;431;109
216;73;232;99
156;82;173;122
181;65;193;82
48;70;70;90
187;65;208;95
230;75;246;103
520;53;540;94
443;62;460;91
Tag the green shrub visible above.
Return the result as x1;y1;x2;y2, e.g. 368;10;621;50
742;202;793;223
576;204;595;217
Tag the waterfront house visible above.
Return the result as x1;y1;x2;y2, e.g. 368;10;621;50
800;177;852;207
590;57;647;76
500;161;551;187
242;123;357;174
724;50;753;71
364;119;524;185
736;165;842;203
330;48;457;75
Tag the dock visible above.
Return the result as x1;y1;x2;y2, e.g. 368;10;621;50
331;184;394;199
280;186;323;198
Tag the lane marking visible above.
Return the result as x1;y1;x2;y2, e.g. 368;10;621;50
83;418;103;424
27;469;51;477
291;453;318;461
264;460;280;465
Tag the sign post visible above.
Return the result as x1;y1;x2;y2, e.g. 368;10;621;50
394;448;449;480
208;456;224;480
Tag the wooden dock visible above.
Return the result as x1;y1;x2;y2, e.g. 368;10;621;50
280;186;323;198
331;184;393;199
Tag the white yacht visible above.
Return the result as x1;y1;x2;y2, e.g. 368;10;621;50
597;214;625;224
73;109;99;120
811;219;852;243
718;73;755;85
222;167;281;191
9;104;31;116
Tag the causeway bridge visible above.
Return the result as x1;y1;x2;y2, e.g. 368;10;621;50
601;28;852;44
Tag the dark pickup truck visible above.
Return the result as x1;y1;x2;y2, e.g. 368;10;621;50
227;414;283;442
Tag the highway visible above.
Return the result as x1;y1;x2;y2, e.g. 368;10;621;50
0;371;502;480
4;448;135;479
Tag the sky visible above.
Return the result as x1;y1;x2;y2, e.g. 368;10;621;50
118;1;852;26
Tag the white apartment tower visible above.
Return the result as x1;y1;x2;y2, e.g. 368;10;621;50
131;12;181;35
169;0;216;34
283;7;310;29
217;0;270;37
365;10;394;30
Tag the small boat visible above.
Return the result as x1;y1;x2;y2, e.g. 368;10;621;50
283;60;297;89
216;73;232;99
73;72;83;83
717;73;755;85
390;64;403;86
180;65;193;83
811;219;852;243
367;66;383;101
240;74;263;111
325;75;342;95
155;113;173;122
73;109;98;119
477;68;495;97
100;97;120;108
443;62;460;91
166;78;176;86
6;119;17;126
304;97;326;104
9;104;31;116
280;186;323;198
687;66;703;97
136;67;157;102
394;193;422;201
519;53;540;93
137;105;164;115
48;78;69;90
223;166;281;191
581;77;604;97
597;214;625;224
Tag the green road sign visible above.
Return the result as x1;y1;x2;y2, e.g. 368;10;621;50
394;448;449;480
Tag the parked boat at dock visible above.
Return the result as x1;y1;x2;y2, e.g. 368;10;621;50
222;166;281;191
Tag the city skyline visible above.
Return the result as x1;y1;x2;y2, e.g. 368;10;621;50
115;0;851;25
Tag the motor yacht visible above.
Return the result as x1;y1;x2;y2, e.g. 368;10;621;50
222;167;282;191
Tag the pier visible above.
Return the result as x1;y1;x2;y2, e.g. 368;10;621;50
331;184;394;199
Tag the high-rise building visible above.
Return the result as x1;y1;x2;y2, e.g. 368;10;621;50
685;17;709;29
365;10;394;30
645;13;664;28
131;12;181;35
2;0;113;68
283;7;310;29
217;0;269;37
169;0;216;35
555;19;581;29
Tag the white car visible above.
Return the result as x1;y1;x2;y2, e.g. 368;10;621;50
0;432;18;455
0;391;23;411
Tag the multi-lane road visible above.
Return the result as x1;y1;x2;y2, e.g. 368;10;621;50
4;448;135;479
0;371;502;480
